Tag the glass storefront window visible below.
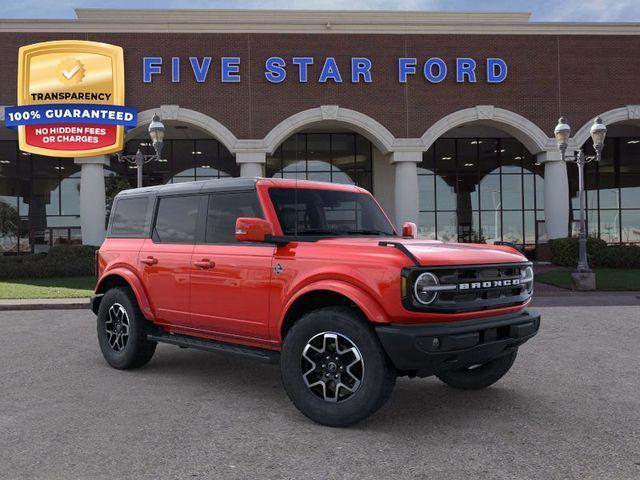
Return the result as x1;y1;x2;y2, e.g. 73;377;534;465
599;210;621;243
419;137;544;247
621;210;640;243
0;137;237;253
621;174;640;209
502;210;524;244
501;175;523;210
266;133;373;192
568;137;640;244
436;211;457;242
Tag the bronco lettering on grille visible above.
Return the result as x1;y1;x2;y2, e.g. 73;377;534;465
458;278;521;290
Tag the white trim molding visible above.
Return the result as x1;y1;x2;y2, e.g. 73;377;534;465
572;105;640;148
128;106;239;154
263;106;396;155
420;106;553;154
1;10;639;35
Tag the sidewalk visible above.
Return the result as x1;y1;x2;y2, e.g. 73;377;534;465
0;297;90;311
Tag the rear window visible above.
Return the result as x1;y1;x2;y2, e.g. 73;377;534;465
153;195;201;244
109;197;149;237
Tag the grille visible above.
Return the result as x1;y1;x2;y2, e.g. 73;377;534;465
403;263;533;313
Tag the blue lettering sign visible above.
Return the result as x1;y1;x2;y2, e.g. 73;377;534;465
487;58;508;83
456;58;477;83
351;57;372;83
265;56;287;83
143;57;162;83
292;57;314;82
398;58;417;83
141;55;508;85
424;58;447;83
171;57;180;83
221;57;241;83
189;57;211;83
319;57;342;83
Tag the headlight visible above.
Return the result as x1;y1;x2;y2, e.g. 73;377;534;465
413;272;440;305
521;266;534;294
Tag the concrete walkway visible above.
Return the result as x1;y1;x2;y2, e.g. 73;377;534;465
0;297;90;311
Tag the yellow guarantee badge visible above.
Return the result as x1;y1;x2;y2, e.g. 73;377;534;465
5;40;136;158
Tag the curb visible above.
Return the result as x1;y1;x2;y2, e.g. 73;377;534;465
0;298;90;311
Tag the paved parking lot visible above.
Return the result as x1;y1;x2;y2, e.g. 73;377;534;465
1;306;639;480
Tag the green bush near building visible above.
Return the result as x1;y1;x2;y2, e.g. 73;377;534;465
536;268;640;291
0;245;96;279
550;237;640;269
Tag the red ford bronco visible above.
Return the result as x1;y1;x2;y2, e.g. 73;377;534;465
93;177;539;426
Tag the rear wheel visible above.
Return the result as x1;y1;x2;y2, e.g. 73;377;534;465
280;307;396;427
97;287;156;370
436;350;518;390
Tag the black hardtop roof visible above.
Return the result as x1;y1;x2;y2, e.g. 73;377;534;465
116;177;259;198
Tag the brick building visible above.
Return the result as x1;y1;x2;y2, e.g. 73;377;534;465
0;9;639;253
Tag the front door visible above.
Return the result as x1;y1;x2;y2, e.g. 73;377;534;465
189;191;274;342
138;194;203;327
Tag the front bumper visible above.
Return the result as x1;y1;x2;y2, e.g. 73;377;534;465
375;310;540;377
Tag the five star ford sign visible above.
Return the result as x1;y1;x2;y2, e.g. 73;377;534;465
4;40;136;157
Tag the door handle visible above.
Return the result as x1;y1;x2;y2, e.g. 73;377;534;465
140;256;158;266
194;259;216;269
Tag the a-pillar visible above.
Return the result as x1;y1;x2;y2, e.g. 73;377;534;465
74;155;109;246
237;151;266;177
538;151;569;240
391;150;421;231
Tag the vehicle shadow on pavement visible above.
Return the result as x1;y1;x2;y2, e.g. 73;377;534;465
118;345;544;430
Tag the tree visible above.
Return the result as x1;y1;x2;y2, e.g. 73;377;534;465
0;201;20;251
104;175;132;216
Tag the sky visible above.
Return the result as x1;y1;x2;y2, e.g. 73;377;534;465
0;0;639;22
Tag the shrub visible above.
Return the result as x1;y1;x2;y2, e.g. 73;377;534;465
593;244;640;269
0;245;96;279
550;237;640;269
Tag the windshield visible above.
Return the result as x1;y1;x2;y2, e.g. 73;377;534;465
269;188;396;237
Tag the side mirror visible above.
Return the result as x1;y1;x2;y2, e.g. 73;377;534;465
402;222;418;239
235;217;274;243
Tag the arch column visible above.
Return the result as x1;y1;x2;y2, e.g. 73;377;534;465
236;151;266;177
538;151;569;240
391;151;421;231
74;155;109;246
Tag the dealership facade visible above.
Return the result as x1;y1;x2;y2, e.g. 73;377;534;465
0;9;639;254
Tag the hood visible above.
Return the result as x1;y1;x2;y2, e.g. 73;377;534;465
398;239;527;266
314;237;527;266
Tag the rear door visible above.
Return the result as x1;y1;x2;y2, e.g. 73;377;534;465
189;190;274;342
138;194;204;327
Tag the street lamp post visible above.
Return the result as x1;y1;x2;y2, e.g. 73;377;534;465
553;116;607;280
117;113;166;188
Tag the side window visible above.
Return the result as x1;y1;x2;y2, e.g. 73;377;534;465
109;197;149;237
153;195;201;243
206;191;263;243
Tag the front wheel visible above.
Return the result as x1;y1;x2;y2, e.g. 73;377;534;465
97;287;157;370
436;350;518;390
280;307;396;427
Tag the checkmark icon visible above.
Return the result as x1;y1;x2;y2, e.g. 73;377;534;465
62;64;80;79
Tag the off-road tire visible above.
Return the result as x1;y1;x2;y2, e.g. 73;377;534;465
280;306;396;427
436;350;518;390
97;287;157;370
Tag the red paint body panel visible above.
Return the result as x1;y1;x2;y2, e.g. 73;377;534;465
190;243;274;340
96;178;531;351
